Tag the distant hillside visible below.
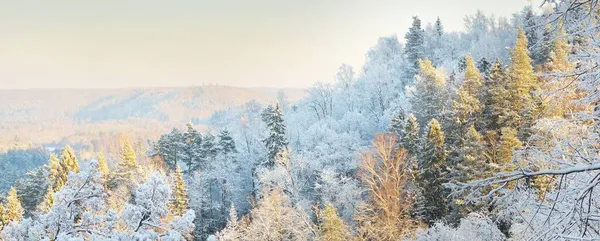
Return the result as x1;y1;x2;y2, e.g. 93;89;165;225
0;86;304;153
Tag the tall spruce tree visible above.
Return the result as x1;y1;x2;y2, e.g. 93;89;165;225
39;186;54;213
389;111;406;140
47;153;65;192
60;145;80;174
454;54;483;130
410;58;448;126
5;187;24;224
218;129;237;155
402;113;420;156
183;123;203;175
170;166;189;216
405;16;425;76
261;104;288;167
455;125;488;182
97;152;110;183
115;139;137;183
416;119;448;225
200;132;218;164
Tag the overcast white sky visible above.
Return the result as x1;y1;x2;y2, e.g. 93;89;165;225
0;0;538;89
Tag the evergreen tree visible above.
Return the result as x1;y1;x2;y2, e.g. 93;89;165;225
14;167;48;216
416;119;448;225
455;125;488;181
481;60;520;131
170;166;189;216
538;24;553;66
402;113;420;156
410;58;448;126
454;54;483;130
498;127;522;169
115;139;137;183
318;203;352;241
261;104;288;167
477;57;491;75
97;152;110;183
522;7;540;64
405;16;425;76
183;123;203;175
389;111;406;140
218;129;237;155
0;204;6;227
48;153;65;192
39;186;54;213
5;187;24;223
60;145;80;174
434;17;444;37
548;26;571;72
200;132;218;164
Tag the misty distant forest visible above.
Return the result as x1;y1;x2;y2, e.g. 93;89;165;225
3;1;600;240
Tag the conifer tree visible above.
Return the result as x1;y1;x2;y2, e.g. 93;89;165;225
434;17;444;37
454;54;483;130
318;203;352;241
416;119;448;225
498;127;522;169
183;123;202;175
5;187;24;223
410;59;448;126
48;153;65;192
39;186;54;213
405;16;425;76
97;152;110;183
218;129;237;155
548;27;571;72
115;139;137;183
200;132;218;164
60;145;80;174
402;114;420;156
477;57;491;74
261;104;288;167
482;60;520;131
0;204;6;227
389;111;406;140
170;166;189;216
455;125;488;181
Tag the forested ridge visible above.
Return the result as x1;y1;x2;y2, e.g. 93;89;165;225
2;1;600;240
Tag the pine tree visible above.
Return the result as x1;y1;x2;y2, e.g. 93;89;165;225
509;28;543;137
538;24;553;66
410;58;448;126
454;54;483;130
318;203;352;241
14;167;48;216
262;104;288;167
434;17;444;37
402;113;420;156
547;26;571;72
522;6;541;65
477;57;491;75
39;186;54;213
498;127;522;169
405;16;425;76
200;132;217;164
183;123;202;175
60;145;80;174
170;166;189;216
5;187;24;223
48;153;65;192
0;204;6;227
389;111;406;140
97;152;110;183
218;129;237;155
455;125;487;181
115;139;137;183
416;119;448;225
482;60;520;131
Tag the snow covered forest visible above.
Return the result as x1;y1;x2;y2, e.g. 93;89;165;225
3;0;600;240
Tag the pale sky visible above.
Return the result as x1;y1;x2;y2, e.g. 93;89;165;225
0;0;536;89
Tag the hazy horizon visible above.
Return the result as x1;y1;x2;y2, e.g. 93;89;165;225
0;0;539;89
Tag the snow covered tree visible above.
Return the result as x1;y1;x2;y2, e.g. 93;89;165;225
97;152;110;183
402;113;420;156
317;202;352;241
262;104;288;167
498;127;521;169
47;153;65;192
14;167;48;216
60;145;80;174
200;132;218;164
454;54;483;127
409;59;449;126
183;123;203;175
416;119;448;225
355;134;418;240
114;138;138;184
480;60;515;131
218;129;237;155
455;125;487;182
405;16;425;76
170;166;189;216
389;110;406;140
5;187;23;224
38;186;53;213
